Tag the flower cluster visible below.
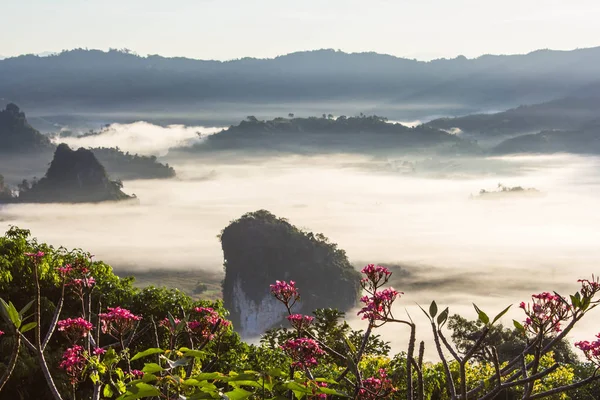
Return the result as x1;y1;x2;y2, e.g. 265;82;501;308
520;292;570;335
187;307;230;340
57;264;74;276
308;381;328;399
359;369;397;400
24;251;45;259
93;348;106;356
579;276;600;299
129;369;144;379
99;307;141;338
270;280;299;309
358;288;401;322
159;316;182;335
287;314;314;331
281;338;325;369
59;345;87;385
57;317;94;343
361;264;392;287
575;333;600;365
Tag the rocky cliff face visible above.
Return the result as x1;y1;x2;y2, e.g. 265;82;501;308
18;143;134;203
221;210;360;337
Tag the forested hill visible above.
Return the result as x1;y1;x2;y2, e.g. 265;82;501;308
186;115;478;154
2;47;600;116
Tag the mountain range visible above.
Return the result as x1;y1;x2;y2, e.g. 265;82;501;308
2;47;600;124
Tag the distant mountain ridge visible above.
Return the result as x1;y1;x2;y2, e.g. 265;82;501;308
3;47;600;119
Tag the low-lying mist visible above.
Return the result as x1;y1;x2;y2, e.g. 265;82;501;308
2;149;599;358
54;121;224;156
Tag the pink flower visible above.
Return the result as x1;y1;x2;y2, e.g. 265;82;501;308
24;251;45;258
361;264;392;285
287;314;314;331
67;277;96;289
358;288;401;322
270;280;300;308
281;338;325;369
0;330;4;337
57;264;74;276
575;333;600;365
579;276;600;299
99;307;141;338
159;317;181;334
59;345;86;384
359;369;397;400
93;348;106;355
57;317;93;343
187;307;230;340
129;370;144;378
520;292;570;335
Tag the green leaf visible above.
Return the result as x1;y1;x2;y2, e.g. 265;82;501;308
429;301;438;318
343;334;357;354
437;307;449;326
20;322;37;333
192;372;222;381
473;304;489;324
104;384;114;398
492;305;512;324
4;301;21;328
570;294;580;308
513;320;525;332
478;311;489;325
141;363;164;374
131;348;164;361
117;382;161;399
19;299;35;316
179;348;206;359
222;388;252;400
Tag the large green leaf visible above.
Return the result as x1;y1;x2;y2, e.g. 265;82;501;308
222;388;252;400
141;363;164;374
131;348;164;361
20;322;37;333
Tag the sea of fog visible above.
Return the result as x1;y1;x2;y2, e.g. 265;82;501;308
3;121;600;359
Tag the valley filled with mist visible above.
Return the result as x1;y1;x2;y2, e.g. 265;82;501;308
3;117;600;357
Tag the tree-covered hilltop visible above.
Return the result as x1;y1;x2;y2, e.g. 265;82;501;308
14;144;134;203
426;95;600;137
186;115;478;155
220;210;361;336
492;119;600;155
90;147;176;180
0;103;54;153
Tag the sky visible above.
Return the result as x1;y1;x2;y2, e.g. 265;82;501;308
1;0;600;61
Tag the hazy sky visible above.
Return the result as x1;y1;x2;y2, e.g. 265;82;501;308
1;0;600;60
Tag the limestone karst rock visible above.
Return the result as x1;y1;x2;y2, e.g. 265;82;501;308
221;210;361;336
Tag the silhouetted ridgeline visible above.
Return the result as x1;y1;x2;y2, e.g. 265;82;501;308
221;210;361;336
0;103;54;153
14;144;134;203
3;47;600;116
492;118;600;155
426;95;600;137
186;115;479;155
